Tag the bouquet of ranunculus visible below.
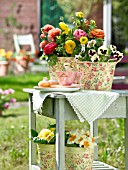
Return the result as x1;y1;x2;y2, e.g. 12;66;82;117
0;88;16;115
40;11;123;66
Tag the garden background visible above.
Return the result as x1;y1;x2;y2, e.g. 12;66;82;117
0;0;128;170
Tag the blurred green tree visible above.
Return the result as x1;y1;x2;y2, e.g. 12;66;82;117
112;0;128;52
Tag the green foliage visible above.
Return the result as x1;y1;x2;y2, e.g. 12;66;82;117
57;0;100;22
112;0;128;51
31;129;38;138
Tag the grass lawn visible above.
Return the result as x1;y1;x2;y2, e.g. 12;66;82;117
0;107;125;170
0;72;125;170
0;72;49;101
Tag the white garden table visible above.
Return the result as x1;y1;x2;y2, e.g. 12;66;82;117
23;88;128;170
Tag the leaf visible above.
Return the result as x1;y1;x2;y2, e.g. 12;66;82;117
31;129;38;138
48;124;56;129
66;143;78;147
33;137;47;144
48;136;56;144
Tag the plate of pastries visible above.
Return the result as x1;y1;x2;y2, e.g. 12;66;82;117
34;77;80;92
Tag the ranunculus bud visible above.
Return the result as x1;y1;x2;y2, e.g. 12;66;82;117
4;103;10;109
10;98;16;103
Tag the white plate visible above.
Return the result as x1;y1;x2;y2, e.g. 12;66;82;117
34;86;80;92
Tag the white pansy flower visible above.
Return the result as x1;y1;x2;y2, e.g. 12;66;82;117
87;39;96;48
81;44;85;52
98;46;108;55
113;51;123;61
88;49;97;57
91;54;100;62
109;45;117;53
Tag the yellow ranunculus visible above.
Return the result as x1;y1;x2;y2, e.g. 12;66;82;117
59;22;69;34
80;37;88;44
65;40;76;49
64;40;76;54
64;46;73;54
75;12;84;18
0;49;6;56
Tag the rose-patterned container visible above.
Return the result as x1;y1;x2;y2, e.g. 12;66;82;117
76;61;117;91
0;61;9;76
48;57;77;80
37;144;94;170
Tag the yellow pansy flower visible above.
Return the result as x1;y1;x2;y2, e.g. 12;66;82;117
80;37;88;44
75;12;84;18
38;129;54;142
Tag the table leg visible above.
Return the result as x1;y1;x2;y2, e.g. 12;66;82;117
55;98;65;170
90;120;98;160
28;93;36;170
125;97;128;170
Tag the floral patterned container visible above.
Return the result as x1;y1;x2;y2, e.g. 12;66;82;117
48;57;77;80
0;61;9;76
65;146;94;170
76;61;117;91
37;144;94;170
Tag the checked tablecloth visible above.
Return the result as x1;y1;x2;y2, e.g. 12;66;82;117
33;90;119;124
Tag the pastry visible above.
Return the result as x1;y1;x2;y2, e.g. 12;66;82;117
49;76;59;85
38;77;51;87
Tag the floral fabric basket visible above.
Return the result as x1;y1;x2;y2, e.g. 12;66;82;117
76;61;117;91
48;57;77;80
37;144;94;170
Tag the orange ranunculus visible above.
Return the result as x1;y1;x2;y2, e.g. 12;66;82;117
43;24;54;32
48;28;61;40
40;40;48;49
40;32;46;39
90;29;105;39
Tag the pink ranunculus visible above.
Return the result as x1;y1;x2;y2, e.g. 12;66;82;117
73;29;87;40
10;98;16;103
4;102;10;109
44;42;57;55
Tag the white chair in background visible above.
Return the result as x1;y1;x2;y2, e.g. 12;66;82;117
13;33;36;54
13;33;48;73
